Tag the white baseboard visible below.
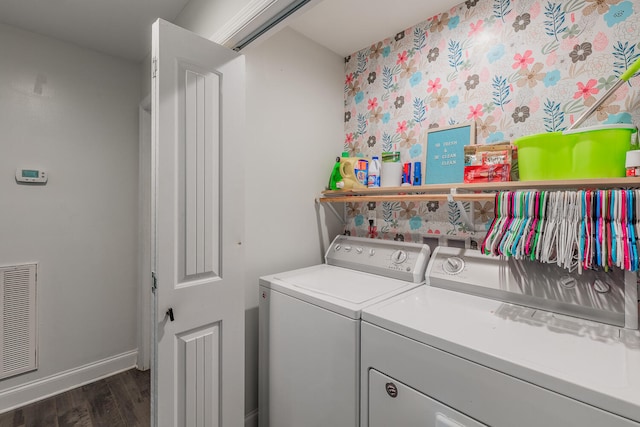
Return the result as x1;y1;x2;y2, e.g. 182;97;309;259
245;408;258;427
0;349;138;414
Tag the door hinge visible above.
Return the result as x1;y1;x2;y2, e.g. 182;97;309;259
152;57;158;79
151;271;157;293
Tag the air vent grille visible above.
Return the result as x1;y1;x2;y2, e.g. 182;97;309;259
1;264;37;379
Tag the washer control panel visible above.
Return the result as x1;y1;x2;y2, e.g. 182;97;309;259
326;235;431;283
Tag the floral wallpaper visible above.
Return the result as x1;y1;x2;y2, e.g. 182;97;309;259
342;0;640;243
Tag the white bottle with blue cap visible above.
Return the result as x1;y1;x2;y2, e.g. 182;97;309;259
368;156;380;187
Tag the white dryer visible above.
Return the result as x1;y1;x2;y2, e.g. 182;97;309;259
360;246;640;427
259;235;431;427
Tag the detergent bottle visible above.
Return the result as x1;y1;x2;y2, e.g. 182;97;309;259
339;152;367;190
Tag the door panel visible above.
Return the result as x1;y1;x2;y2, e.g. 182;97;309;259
180;65;220;278
152;18;245;427
178;323;220;426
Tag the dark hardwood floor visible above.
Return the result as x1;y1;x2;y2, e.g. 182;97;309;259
0;368;150;427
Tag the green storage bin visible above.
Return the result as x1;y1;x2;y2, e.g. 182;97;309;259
514;124;638;181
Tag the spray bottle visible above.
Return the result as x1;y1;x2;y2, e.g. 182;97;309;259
328;156;343;190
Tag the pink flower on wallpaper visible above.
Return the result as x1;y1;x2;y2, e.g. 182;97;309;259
467;104;484;120
528;2;541;19
427;78;442;93
468;20;484;37
479;67;490;83
546;50;557;66
397;50;409;65
561;37;578;51
367;97;378;110
528;97;541;114
345;73;354;85
345;133;354;144
574;79;599;100
593;32;609;51
396;121;408;133
614;83;629;100
513;50;534;69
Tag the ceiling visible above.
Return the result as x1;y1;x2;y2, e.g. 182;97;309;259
0;0;190;61
0;0;459;62
290;0;459;57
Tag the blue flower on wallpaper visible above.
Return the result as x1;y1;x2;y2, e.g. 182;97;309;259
354;214;365;227
486;131;505;143
604;112;633;124
409;216;422;230
543;70;561;87
410;71;423;87
605;1;633;27
355;91;365;104
409;143;422;158
487;44;505;63
382;46;391;58
448;95;460;109
448;16;460;30
382;112;391;124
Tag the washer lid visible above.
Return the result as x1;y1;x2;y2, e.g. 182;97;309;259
262;264;422;319
275;265;410;303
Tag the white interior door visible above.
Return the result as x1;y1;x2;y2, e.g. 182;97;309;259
151;18;245;427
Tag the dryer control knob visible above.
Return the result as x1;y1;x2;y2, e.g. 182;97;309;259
559;276;577;289
369;249;376;256
443;257;465;274
391;250;407;264
344;245;352;252
593;279;610;294
356;247;363;254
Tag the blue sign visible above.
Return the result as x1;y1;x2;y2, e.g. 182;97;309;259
425;123;475;184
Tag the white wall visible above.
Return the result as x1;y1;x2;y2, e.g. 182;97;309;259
0;23;140;400
243;26;344;417
175;0;250;40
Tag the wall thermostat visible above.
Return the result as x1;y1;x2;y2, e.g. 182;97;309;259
15;168;48;184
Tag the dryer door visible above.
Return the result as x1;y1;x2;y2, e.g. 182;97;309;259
369;369;487;427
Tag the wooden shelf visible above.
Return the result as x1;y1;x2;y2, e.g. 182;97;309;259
318;178;640;203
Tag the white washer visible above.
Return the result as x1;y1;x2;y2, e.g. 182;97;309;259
259;235;431;427
361;247;640;427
